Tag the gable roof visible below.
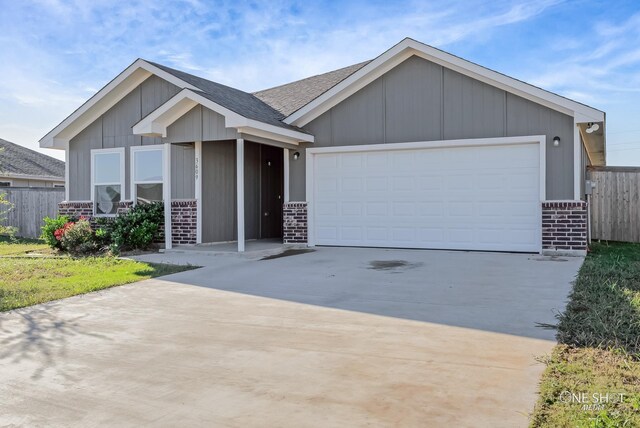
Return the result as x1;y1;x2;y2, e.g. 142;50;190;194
283;38;605;126
41;37;605;162
40;58;310;149
0;138;64;179
147;62;307;133
253;61;371;116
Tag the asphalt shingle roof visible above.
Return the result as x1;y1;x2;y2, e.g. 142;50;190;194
253;61;371;116
147;61;309;133
0;138;64;179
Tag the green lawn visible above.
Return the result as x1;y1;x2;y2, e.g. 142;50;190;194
0;236;50;256
531;242;640;427
0;238;197;312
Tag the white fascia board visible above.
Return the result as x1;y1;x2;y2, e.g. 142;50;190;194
0;173;64;182
132;91;199;136
285;38;605;126
133;89;314;144
40;59;200;149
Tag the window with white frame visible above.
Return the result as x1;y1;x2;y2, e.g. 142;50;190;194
131;145;164;204
91;148;124;216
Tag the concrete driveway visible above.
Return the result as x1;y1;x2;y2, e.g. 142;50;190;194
0;247;581;427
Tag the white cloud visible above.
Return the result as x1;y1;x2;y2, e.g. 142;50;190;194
2;0;638;164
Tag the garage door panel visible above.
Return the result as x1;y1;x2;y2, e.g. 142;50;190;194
316;177;338;194
418;201;444;216
392;176;415;191
316;154;338;169
366;177;388;191
316;201;338;216
392;151;415;169
312;142;540;252
418;175;444;191
366;227;388;241
340;153;364;169
341;202;362;216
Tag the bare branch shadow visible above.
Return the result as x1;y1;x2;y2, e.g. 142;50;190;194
0;303;111;380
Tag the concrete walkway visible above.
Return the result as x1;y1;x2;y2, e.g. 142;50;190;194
0;248;582;427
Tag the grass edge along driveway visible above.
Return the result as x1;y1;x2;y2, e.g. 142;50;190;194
0;237;197;312
530;242;640;427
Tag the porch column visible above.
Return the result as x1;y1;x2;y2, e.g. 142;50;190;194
236;138;245;252
64;141;70;201
283;148;290;202
195;140;202;244
163;142;172;249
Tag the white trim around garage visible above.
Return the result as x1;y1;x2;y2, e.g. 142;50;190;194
305;135;547;252
573;121;582;200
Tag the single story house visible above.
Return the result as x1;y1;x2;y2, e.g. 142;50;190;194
0;138;65;187
40;38;606;256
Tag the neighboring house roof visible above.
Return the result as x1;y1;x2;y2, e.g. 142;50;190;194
147;62;306;133
253;61;371;116
0;138;64;180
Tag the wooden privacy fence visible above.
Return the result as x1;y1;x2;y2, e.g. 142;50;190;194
1;187;64;239
588;166;640;243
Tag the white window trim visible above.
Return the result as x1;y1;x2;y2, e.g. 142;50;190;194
91;147;125;217
130;144;165;205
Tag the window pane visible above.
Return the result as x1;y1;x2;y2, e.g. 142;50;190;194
95;185;121;215
136;183;163;204
134;150;163;182
94;153;121;184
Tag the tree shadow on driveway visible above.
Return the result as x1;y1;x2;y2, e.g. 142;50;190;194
0;304;110;380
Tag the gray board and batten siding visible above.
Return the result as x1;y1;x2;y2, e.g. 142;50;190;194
200;140;283;243
291;55;575;201
68;75;238;201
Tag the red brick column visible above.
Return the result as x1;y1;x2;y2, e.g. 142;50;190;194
542;201;588;255
171;200;197;245
283;202;307;244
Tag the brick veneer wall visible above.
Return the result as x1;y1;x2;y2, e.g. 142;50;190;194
283;202;308;244
171;200;197;245
542;201;588;254
58;201;94;218
58;200;197;246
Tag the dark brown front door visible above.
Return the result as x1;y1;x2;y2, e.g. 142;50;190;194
259;145;283;238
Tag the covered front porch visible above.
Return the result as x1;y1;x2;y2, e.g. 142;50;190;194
132;89;313;252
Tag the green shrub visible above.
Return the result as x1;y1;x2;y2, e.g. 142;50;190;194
101;202;163;254
59;219;100;255
0;192;16;237
41;215;71;249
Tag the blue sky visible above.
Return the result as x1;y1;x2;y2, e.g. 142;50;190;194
1;0;639;164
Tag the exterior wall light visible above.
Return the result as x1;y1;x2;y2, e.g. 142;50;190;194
293;152;300;160
586;122;600;134
553;136;561;147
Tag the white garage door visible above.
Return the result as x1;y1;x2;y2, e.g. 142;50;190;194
311;140;541;252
